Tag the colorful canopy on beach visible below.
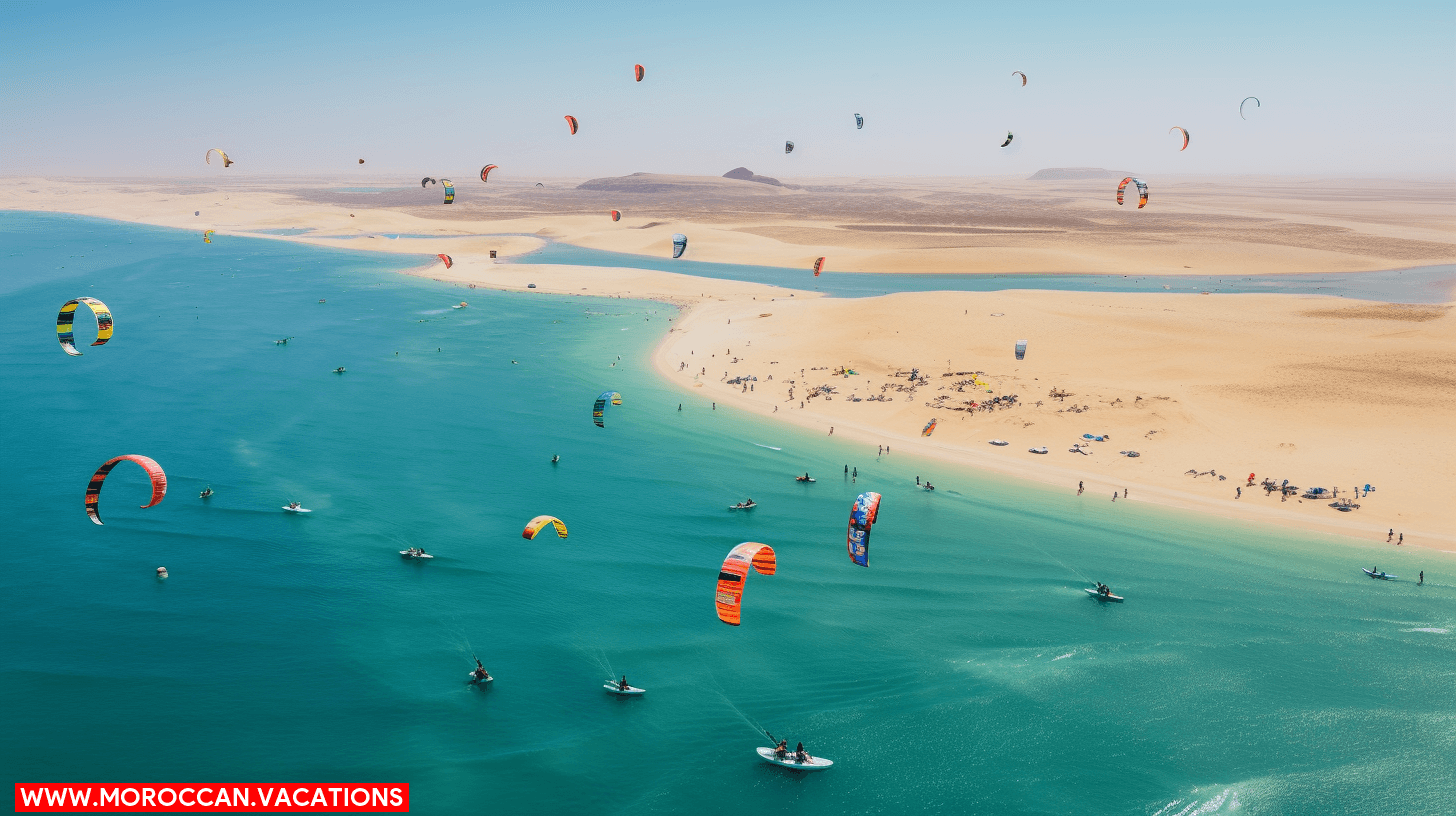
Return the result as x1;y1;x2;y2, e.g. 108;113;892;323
522;515;568;540
922;418;938;436
1117;177;1149;209
593;391;622;427
716;542;776;625
56;297;113;356
205;148;233;167
1170;127;1189;151
847;492;882;567
672;234;687;259
565;115;579;135
85;455;167;525
480;165;498;183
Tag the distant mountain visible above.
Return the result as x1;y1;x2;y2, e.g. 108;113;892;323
722;167;783;187
1027;168;1135;181
576;172;788;193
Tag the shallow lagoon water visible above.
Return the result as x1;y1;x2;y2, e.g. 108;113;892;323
2;212;1453;815
520;241;1456;304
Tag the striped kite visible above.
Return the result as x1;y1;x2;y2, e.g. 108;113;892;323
1116;177;1149;209
56;297;113;356
565;115;579;135
86;455;167;525
922;418;937;437
441;179;455;204
205;148;233;168
522;515;568;540
812;257;825;277
610;209;621;222
846;492;882;567
715;542;776;626
203;230;215;243
480;164;497;183
593;391;622;427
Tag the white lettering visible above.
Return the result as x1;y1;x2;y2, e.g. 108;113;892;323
157;787;177;807
310;788;327;806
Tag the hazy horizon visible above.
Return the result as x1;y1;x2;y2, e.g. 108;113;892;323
4;1;1453;180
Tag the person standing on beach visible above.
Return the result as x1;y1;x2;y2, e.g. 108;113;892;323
1398;533;1403;545
1123;488;1128;499
1112;492;1117;502
1236;487;1242;499
829;427;834;436
1388;529;1394;542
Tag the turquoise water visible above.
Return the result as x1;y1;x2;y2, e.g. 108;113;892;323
521;242;1456;304
2;211;1453;815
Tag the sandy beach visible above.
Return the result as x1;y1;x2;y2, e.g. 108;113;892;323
5;174;1453;546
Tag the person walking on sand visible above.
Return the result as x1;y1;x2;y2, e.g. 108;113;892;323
1236;486;1242;499
1123;488;1128;499
1112;492;1117;502
1398;533;1403;545
829;427;834;436
1387;529;1394;542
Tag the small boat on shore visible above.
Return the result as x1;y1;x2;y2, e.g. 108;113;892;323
1029;446;1048;454
756;747;833;771
989;439;1009;446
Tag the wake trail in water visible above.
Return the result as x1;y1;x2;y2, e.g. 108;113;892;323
709;678;770;739
1021;536;1094;586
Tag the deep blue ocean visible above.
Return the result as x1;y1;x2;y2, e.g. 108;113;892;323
2;212;1453;815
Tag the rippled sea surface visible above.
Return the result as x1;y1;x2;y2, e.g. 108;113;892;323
2;212;1453;815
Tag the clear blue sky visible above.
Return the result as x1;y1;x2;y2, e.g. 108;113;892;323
3;0;1452;178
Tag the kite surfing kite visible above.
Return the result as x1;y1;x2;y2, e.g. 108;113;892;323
1000;132;1014;148
672;233;687;259
522;515;568;540
441;179;455;204
205;148;233;168
592;391;622;427
56;297;113;356
855;113;864;129
610;209;621;222
634;64;645;82
480;164;497;183
1240;97;1260;120
1116;177;1149;209
437;254;452;269
85;455;167;525
1012;71;1027;86
421;177;436;188
203;230;215;244
846;492;882;567
785;141;795;154
715;542;776;625
812;257;825;277
1170;127;1189;151
922;418;938;437
565;115;579;135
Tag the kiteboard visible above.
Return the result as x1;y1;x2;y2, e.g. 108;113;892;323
795;477;816;483
1363;569;1396;580
756;747;833;770
604;683;645;696
282;505;311;514
1085;588;1124;602
754;444;783;451
399;550;434;559
728;502;758;510
467;672;493;686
